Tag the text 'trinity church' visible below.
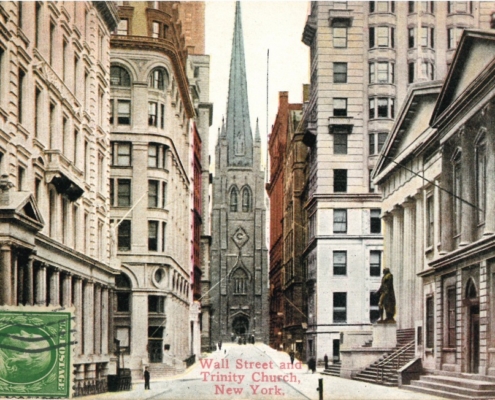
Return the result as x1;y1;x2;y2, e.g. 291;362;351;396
208;1;269;347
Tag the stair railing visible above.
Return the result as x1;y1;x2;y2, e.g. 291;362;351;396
375;341;415;384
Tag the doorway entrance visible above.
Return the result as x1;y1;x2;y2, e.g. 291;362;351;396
466;279;479;374
148;327;163;363
232;316;249;338
333;339;340;362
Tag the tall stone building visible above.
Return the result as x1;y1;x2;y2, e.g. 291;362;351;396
109;1;211;379
301;1;493;363
210;2;268;346
0;1;119;395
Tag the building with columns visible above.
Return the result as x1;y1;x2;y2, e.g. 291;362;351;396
210;2;269;347
0;1;119;396
109;1;211;379
300;0;494;364
374;29;495;394
266;92;305;356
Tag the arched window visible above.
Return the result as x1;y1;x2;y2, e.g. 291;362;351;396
115;273;132;312
148;68;166;90
110;66;131;87
242;187;251;212
230;188;238;212
466;279;477;300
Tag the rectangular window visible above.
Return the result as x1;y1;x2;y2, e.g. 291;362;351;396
376;26;391;47
377;98;388;118
370;250;381;276
333;98;347;117
148;180;159;208
370;209;381;234
118;220;131;251
148;144;158;168
334;169;347;193
333;209;347;233
117;179;131;207
148;295;165;313
50;22;56;65
113;142;132;166
17;166;25;191
333;132;348;154
426;296;434;348
476;141;486;224
18;69;25;124
84;140;89;179
333;251;347;275
369;169;375;193
162;182;167;208
447;287;456;347
448;27;463;49
370;97;394;119
117;19;128;35
369;98;375;119
408;28;415;48
160;104;165;129
35;88;42;138
377;62;393;83
333;23;348;48
62;117;69;155
408;1;415;13
333;62;347;83
35;2;42;48
152;21;160;38
408;62;415;83
333;292;347;323
98;87;104;127
422;62;435;80
116;293;130;312
97;152;104;193
148;102;157;126
426;194;434;247
73;130;79;163
148;221;158;251
378;132;387;152
117;100;131;125
162;222;166;251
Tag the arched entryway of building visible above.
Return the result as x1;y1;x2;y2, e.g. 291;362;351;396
232;315;249;338
465;278;480;373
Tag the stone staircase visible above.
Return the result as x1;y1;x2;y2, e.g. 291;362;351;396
321;361;341;377
353;328;415;387
403;372;495;399
148;362;184;378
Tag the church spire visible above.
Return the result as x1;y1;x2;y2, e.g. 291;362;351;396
255;118;260;141
225;1;253;166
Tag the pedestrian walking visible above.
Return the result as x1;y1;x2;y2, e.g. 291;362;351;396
324;354;329;370
219;340;222;350
308;357;316;374
289;351;295;365
144;367;150;390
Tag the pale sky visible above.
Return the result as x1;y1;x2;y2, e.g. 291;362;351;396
205;1;309;166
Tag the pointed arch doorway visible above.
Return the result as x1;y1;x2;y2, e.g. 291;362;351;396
466;279;480;373
232;315;249;337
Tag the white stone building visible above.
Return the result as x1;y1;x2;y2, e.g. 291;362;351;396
0;1;119;395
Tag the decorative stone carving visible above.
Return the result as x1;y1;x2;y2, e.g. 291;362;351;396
231;227;249;249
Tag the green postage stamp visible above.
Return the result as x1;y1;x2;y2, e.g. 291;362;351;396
0;309;72;397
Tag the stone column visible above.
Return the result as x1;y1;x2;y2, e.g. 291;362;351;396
1;243;12;305
414;191;424;325
94;284;102;355
392;205;404;323
35;263;47;306
73;277;83;356
403;198;416;329
62;273;72;307
49;268;60;306
83;280;94;355
485;115;495;234
440;144;454;253
101;286;109;355
12;249;17;305
461;127;475;245
26;254;34;306
383;212;393;270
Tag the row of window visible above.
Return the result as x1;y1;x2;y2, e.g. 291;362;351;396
332;250;382;277
111;142;168;169
109;179;168;209
331;129;387;158
333;209;381;234
110;66;168;90
109;99;166;128
114;219;166;252
332;97;395;119
365;1;472;15
229;187;253;213
332;291;381;324
330;25;467;50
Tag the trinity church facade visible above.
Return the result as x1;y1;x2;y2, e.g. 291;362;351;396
209;2;269;346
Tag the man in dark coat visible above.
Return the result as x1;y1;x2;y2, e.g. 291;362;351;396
144;367;150;390
376;268;396;323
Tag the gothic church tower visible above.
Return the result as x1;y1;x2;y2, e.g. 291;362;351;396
210;2;268;345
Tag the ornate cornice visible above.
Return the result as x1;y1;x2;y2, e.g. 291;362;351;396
111;35;195;118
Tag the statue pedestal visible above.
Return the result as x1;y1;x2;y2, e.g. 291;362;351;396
372;323;397;348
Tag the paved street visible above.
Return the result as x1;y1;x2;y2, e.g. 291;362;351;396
95;343;444;400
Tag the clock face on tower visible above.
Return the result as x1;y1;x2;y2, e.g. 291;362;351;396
232;227;249;249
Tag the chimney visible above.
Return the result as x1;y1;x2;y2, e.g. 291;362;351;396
0;175;14;206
